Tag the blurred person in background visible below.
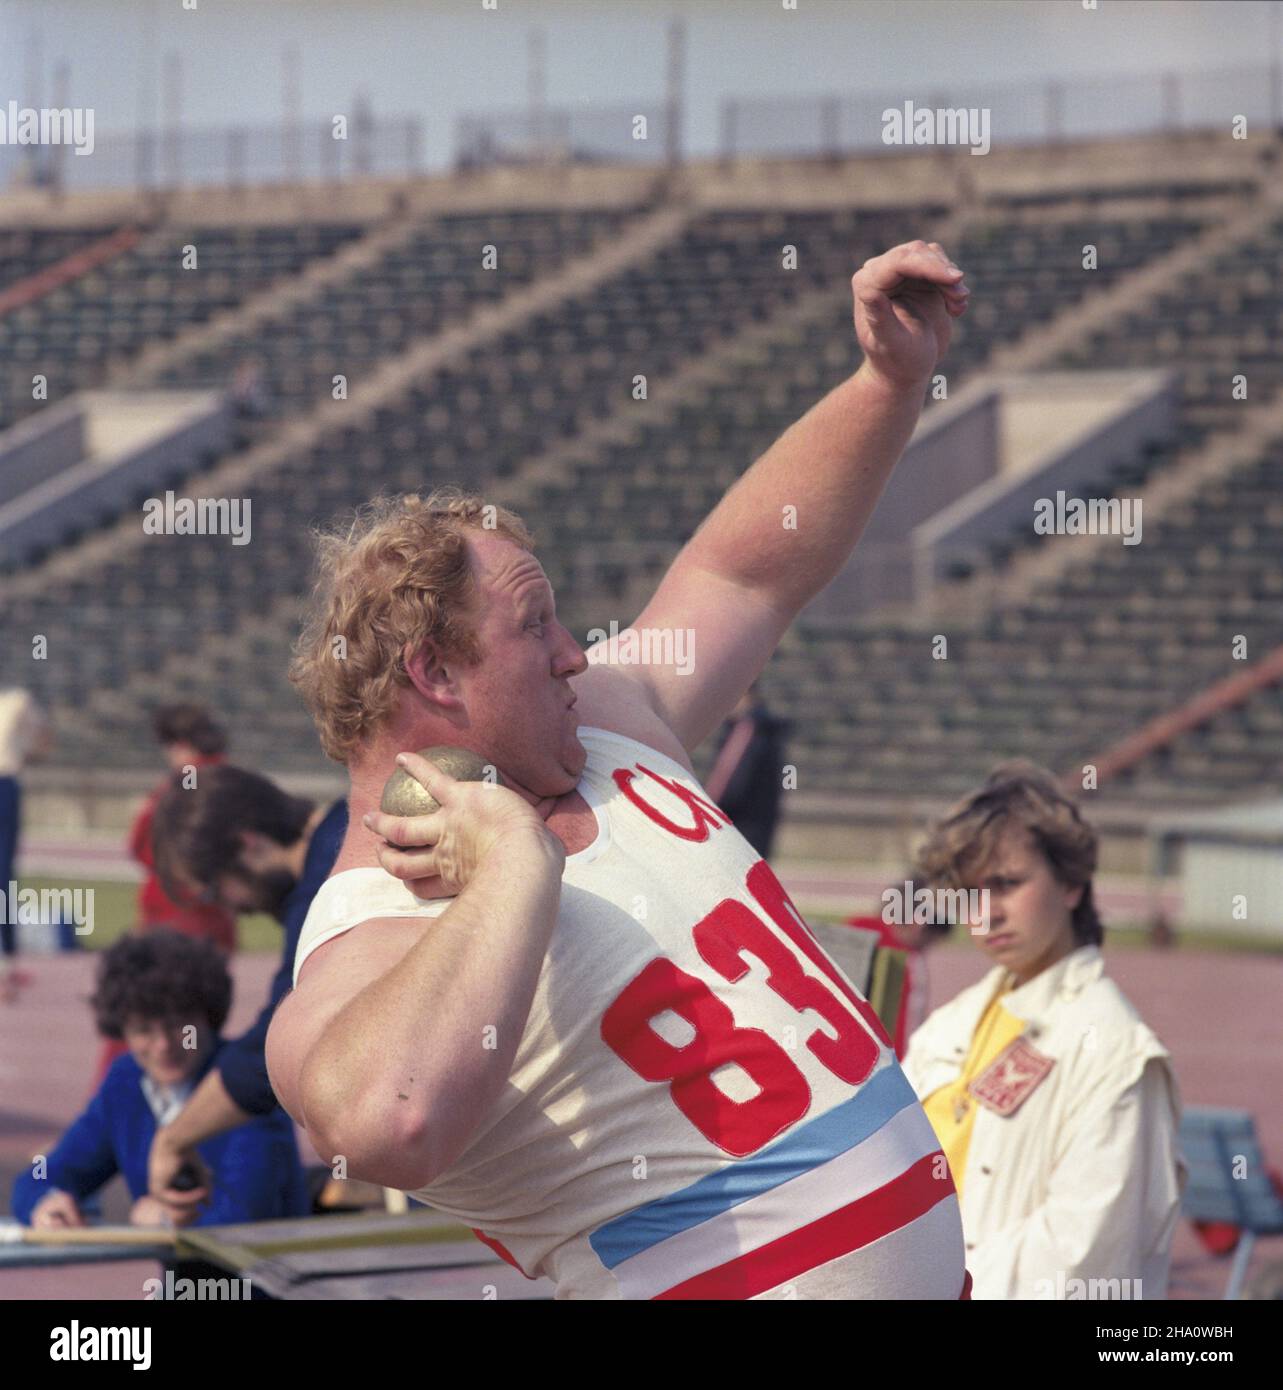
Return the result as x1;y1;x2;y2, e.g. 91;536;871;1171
0;688;53;1004
228;355;271;421
145;764;345;1224
89;704;235;1086
702;681;789;860
901;760;1186;1299
129;703;236;951
844;880;951;1061
11;929;309;1230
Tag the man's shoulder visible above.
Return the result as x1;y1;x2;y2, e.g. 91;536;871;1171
294;909;439;992
573;664;694;774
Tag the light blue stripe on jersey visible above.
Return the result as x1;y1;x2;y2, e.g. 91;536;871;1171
589;1060;920;1270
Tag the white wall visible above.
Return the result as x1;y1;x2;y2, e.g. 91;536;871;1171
1182;842;1283;938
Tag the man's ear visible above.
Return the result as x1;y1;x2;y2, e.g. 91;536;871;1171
1064;882;1085;911
402;640;463;710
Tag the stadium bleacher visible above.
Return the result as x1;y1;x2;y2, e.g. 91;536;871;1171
2;155;1280;813
0;222;365;433
151;207;641;420
0;225;120;295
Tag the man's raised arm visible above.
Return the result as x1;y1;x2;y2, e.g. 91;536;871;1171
598;240;968;753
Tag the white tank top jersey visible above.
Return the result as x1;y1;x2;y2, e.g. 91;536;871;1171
294;726;970;1300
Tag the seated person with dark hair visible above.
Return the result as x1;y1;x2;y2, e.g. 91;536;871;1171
145;764;345;1222
11;930;310;1229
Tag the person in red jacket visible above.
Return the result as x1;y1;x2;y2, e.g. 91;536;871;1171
129;705;236;952
93;706;236;1092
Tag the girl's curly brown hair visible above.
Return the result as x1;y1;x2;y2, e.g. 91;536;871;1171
288;488;535;765
90;929;233;1041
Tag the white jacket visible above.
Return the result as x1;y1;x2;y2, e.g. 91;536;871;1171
902;944;1187;1300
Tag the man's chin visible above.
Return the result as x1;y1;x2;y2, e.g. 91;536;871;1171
541;748;586;797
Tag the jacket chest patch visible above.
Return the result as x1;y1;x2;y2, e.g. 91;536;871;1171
967;1035;1055;1116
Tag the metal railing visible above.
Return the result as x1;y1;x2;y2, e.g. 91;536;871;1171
456;101;681;171
459;64;1280;171
0;115;424;193
2;64;1277;193
718;64;1281;162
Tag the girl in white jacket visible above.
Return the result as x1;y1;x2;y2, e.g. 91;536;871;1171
901;761;1187;1300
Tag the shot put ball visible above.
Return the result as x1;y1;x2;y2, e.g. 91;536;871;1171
379;745;500;817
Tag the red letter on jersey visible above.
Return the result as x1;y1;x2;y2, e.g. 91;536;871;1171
613;763;731;842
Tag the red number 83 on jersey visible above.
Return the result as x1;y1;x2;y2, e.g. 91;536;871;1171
601;860;892;1158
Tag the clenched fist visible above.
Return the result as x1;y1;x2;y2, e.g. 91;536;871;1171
852;240;969;390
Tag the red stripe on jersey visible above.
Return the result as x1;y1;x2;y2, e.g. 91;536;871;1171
960;1267;973;1299
652;1150;955;1300
471;1227;536;1280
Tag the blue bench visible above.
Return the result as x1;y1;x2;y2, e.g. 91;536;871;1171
1179;1106;1283;1299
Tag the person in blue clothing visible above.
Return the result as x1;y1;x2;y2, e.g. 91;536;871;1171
12;929;309;1228
702;681;789;861
145;764;346;1224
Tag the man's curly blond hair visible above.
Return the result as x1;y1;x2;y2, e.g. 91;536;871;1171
289;489;535;765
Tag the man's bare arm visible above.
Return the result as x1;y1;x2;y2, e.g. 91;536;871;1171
675;364;930;616
589;240;968;754
269;828;564;1191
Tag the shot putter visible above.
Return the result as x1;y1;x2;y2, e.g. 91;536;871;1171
379;745;501;817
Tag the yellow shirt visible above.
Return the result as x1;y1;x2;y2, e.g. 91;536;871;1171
921;986;1024;1197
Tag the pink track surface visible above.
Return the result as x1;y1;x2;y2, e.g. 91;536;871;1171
2;943;1280;1300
